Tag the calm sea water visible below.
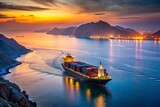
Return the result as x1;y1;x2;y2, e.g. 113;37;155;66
2;32;160;107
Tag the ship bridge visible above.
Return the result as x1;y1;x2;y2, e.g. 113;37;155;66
63;53;75;62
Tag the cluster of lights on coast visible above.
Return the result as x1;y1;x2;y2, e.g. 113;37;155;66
154;37;160;41
90;35;160;40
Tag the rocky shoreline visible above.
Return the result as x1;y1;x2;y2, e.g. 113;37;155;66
0;77;37;107
0;62;21;76
0;34;36;107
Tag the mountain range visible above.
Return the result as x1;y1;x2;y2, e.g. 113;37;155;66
74;20;141;38
46;20;141;38
38;20;160;39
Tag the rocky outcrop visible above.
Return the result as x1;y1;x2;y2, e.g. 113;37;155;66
74;20;141;38
47;27;77;35
0;77;36;107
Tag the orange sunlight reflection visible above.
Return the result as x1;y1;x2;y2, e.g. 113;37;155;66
86;89;91;102
135;40;142;59
75;82;80;93
6;32;79;50
95;95;106;107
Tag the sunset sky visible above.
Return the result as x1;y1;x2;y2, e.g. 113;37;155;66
0;0;160;32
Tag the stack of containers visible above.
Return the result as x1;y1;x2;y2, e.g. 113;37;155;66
85;67;92;76
75;64;88;72
64;62;71;68
82;67;86;74
90;67;98;73
82;66;99;77
68;61;101;77
71;62;79;71
78;64;89;73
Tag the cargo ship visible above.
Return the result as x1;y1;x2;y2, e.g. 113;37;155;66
61;53;112;86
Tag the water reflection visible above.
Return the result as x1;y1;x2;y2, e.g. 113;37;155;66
95;95;106;107
109;40;113;63
86;88;91;102
63;77;112;107
135;40;143;59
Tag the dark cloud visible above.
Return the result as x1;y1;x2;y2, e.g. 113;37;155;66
31;0;68;7
31;0;56;5
118;17;140;20
0;2;49;11
119;17;160;31
94;13;106;15
67;0;107;13
66;0;160;15
0;14;16;19
110;0;160;15
29;0;160;15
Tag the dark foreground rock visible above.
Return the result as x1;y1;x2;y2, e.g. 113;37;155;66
0;77;36;107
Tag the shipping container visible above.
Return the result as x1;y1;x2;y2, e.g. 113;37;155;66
79;64;89;72
74;64;88;72
76;66;79;71
70;63;77;70
64;62;71;68
85;68;92;74
82;67;87;74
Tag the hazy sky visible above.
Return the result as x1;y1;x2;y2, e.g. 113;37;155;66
0;0;160;32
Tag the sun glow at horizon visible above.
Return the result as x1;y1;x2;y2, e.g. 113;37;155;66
0;0;159;32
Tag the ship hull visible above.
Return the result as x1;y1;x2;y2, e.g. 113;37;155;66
62;64;111;86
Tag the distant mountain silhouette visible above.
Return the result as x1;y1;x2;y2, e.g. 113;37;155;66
152;30;160;37
0;34;31;73
35;28;51;33
74;20;141;38
47;27;77;35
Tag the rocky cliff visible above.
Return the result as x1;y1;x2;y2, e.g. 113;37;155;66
0;77;36;107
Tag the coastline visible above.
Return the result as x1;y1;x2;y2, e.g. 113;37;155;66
0;61;22;76
0;51;37;107
0;51;32;76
